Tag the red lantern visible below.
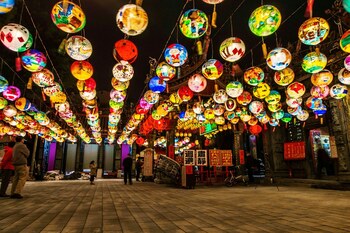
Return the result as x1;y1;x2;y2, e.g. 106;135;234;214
249;125;262;135
177;86;194;102
113;39;138;64
136;104;149;114
136;137;145;146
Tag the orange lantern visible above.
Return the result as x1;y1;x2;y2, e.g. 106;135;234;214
113;39;138;64
249;125;262;135
70;61;93;80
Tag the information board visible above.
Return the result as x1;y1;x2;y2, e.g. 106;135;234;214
283;142;305;160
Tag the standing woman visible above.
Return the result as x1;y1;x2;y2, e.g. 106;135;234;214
89;161;97;185
0;141;16;197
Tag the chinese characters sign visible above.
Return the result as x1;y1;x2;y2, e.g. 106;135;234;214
284;142;305;160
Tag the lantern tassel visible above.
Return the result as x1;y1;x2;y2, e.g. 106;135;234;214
15;57;22;72
294;117;296;125
320;117;323;125
135;0;143;6
273;127;276;132
304;0;314;18
303;122;306;128
262;42;268;59
196;40;203;56
58;38;67;55
211;4;217;28
27;77;33;90
42;89;46;101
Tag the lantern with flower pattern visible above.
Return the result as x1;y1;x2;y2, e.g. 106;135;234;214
32;69;55;87
112;60;134;82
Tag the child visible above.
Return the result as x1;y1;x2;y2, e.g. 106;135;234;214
89;161;97;185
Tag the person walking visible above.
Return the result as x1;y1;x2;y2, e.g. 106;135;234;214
135;158;142;182
89;160;97;185
11;136;30;199
0;141;16;197
123;154;133;185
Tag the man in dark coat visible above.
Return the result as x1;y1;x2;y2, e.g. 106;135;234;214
123;154;133;185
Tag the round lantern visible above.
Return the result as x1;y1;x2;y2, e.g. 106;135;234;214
3;86;21;101
188;74;207;92
224;111;235;120
340;29;350;53
226;81;243;98
151;110;162;121
297;110;309;121
0;0;15;14
0;75;9;93
213;89;228;104
193;102;204;114
281;112;292;123
338;68;350;85
136;137;145;146
164;44;188;67
169;92;183;106
111;78;129;91
43;82;62;97
330;84;348;99
244;66;264;86
311;69;333;86
149;76;167;93
204;109;215;120
51;1;86;33
344;0;350;13
112;60;134;82
0;97;8;109
313;105;327;117
298;17;330;46
113;39;138;63
109;99;124;110
310;86;329;99
266;47;292;71
202;59;223;80
178;86;193;102
274;68;294;86
215;116;225;125
139;97;153;109
225;98;237;111
253;82;271;99
21;49;47;72
156;62;176;81
249;124;262;135
179;9;208;39
116;4;148;36
71;61;93;80
240;108;251;122
77;78;96;92
248;5;281;37
110;89;126;102
345;56;350;71
287;106;303;116
3;105;17;117
286;97;302;108
265;90;281;105
34;111;48;123
302;52;327;74
65;36;92;61
55;102;70;113
213;104;225;116
31;69;55;87
237;91;252;106
144;90;159;104
286;82;306;98
272;109;284;120
267;102;282;112
202;0;224;3
219;37;246;62
230;117;240;124
15;97;31;111
269;118;279;127
0;23;33;52
249;101;264;115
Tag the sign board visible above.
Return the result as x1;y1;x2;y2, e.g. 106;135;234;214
199;122;218;135
221;150;233;166
284;142;305;160
209;150;221;166
183;150;195;166
329;136;338;158
196;150;207;166
239;150;245;165
143;149;153;176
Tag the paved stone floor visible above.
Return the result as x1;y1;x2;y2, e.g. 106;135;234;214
0;179;350;233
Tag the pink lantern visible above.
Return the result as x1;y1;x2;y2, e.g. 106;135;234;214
188;74;207;92
310;85;329;99
139;97;153;110
3;86;21;101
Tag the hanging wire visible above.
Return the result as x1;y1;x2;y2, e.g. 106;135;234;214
275;32;279;47
0;59;3;75
281;2;306;25
193;0;195;9
211;39;214;59
230;16;234;36
250;49;254;66
19;0;25;24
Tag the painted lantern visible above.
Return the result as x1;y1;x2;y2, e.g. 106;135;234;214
113;39;138;64
338;68;350;85
311;85;330;99
272;109;284;120
0;75;9;92
0;23;33;52
51;1;86;33
15;97;31;111
0;0;15;14
249;101;264;115
302;52;327;74
244;66;264;86
202;59;223;80
188;74;207;92
116;4;148;36
219;37;246;62
156;62;176;81
71;61;93;80
281;112;292;123
286;97;302;108
179;9;208;39
77;78;96;92
112;60;134;82
237;91;252;106
164;44;188;67
330;84;348;99
65;36;92;61
3;86;21;101
177;86;193;102
253;82;271;99
111;78;129;91
274;68;294;86
226;81;243;98
297;110;309;122
149;76;167;93
225;98;237;111
286;82;306;98
306;97;323;110
213;89;228;104
21;49;47;72
298;17;330;46
344;55;350;71
265;90;281;105
143;90;159;104
213;104;225;116
0;97;8;109
248;5;281;37
310;69;333;86
110;89;126;102
340;29;350;53
193;102;204;114
43;82;62;97
266;47;292;71
31;69;55;88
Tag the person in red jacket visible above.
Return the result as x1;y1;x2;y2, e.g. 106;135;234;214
0;141;16;197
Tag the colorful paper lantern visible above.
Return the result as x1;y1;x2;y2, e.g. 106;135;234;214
110;89;126;102
248;5;281;37
297;110;309;122
215;116;225;125
237;91;252;106
193;102;204;114
111;78;129;91
310;86;329;99
244;66;264;86
204;109;215;120
0;97;8;109
286;97;302;108
253;82;271;99
188;74;207;92
179;9;208;39
225;98;236;111
202;59;223;80
65;36;92;61
3;105;17;117
240;108;251;122
338;68;350;85
109;99;124;110
269;118;279;127
274;68;294;86
249;101;264;115
344;55;350;71
112;60;134;82
313;105;327;117
113;39;138;64
77;77;96;92
43;82;62;97
3;86;21;101
306;97;322;109
213;104;225;116
21;49;47;72
219;37;246;62
213;89;228;104
330;84;348;99
224;111;235;120
0;0;15;14
264;90;281;105
267;103;282;112
0;75;9;93
311;69;333;86
51;91;67;104
15;97;31;111
281;112;292;123
164;43;188;67
287;82;306;98
144;90;159;104
178;86;193;102
116;4;148;36
149;76;167;93
71;61;93;80
55;101;70;113
266;47;292;71
340;29;350;53
272;109;284;120
156;62;176;81
202;0;224;3
51;1;86;33
298;17;329;46
32;69;55;87
344;0;350;13
169;92;183;106
139;97;153;110
0;23;33;52
288;106;303;116
302;52;327;74
226;81;243;98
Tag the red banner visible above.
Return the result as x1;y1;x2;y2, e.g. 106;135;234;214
209;150;221;166
239;150;245;165
284;142;306;160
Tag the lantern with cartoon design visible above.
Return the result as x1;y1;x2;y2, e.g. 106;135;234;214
219;37;246;62
267;102;282;112
32;69;55;87
302;52;327;74
297;110;309;121
111;78;129;91
179;9;208;39
110;89;126;102
266;47;292;71
274;68;294;86
71;61;93;80
253;82;271;99
286;82;306;98
188;74;207;92
248;5;281;37
249;101;264;115
149;76;167;93
338;68;350;85
164;44;188;67
51;1;86;33
213;89;228;104
77;77;96;92
298;17;330;46
43;82;62;97
330;84;348;99
213;104;225;116
311;69;333;86
156;62;176;81
178;86;193;102
169;92;183;106
202;59;223;80
226;81;243;98
65;36;92;61
286;97;302;108
244;67;264;86
15;97;31;111
116;4;148;36
204;109;215;120
237;91;252;106
310;86;329;99
193;102;204;114
144;90;159;104
112;60;134;82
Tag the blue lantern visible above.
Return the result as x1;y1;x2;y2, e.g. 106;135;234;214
149;76;167;93
164;44;188;67
0;75;9;93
